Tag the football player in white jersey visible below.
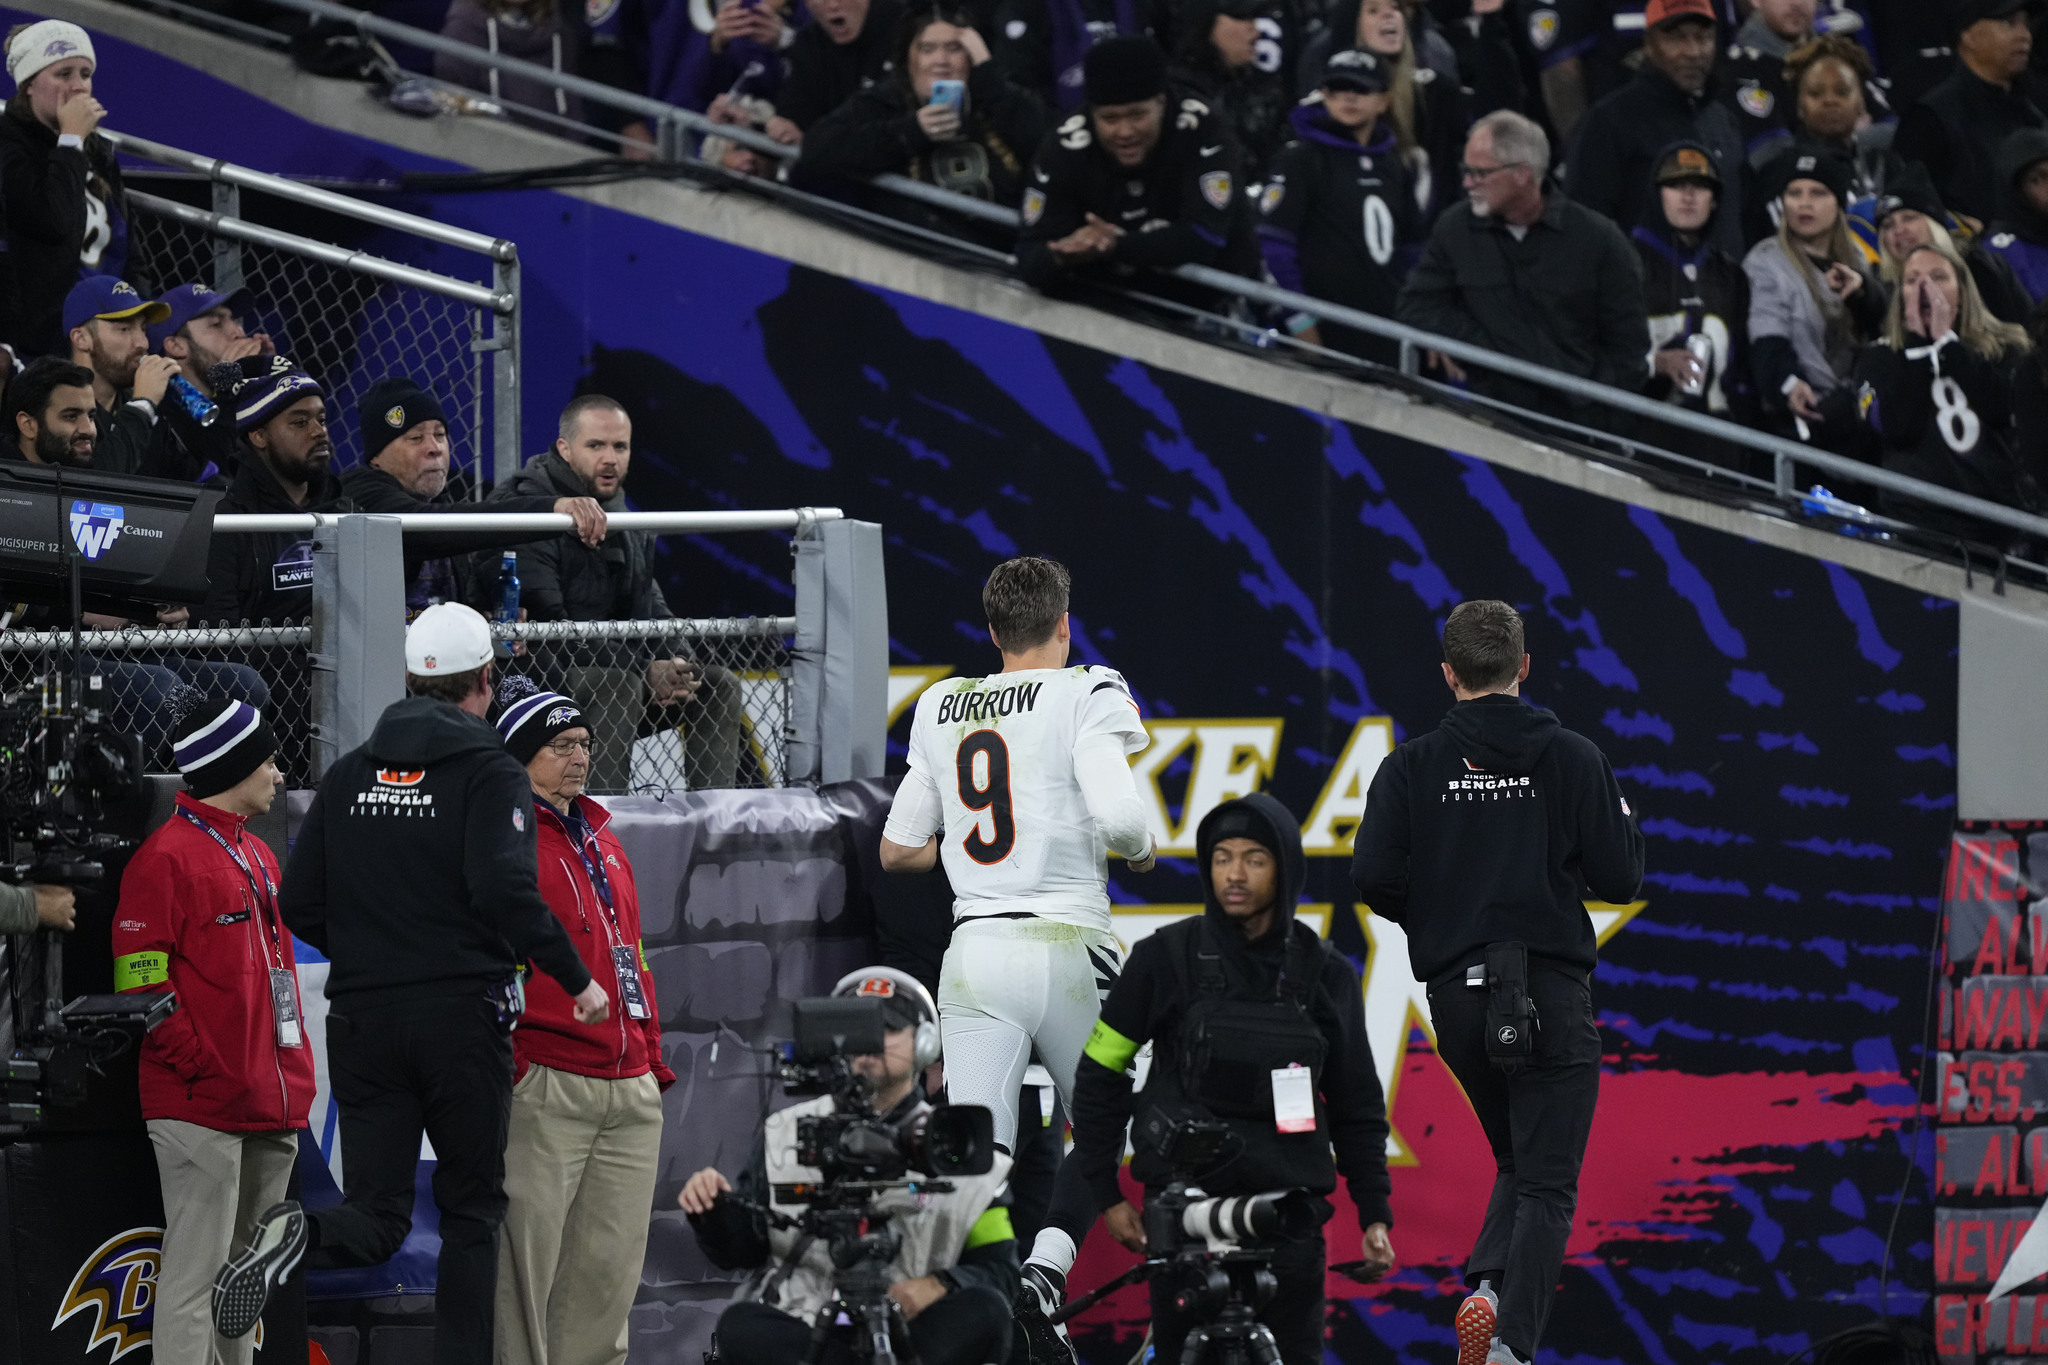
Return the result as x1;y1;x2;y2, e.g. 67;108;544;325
882;556;1154;1139
880;557;1152;1353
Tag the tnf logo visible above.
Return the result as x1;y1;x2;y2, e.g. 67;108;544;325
68;500;125;561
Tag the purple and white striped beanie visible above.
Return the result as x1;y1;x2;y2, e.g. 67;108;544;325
172;695;278;798
495;675;587;766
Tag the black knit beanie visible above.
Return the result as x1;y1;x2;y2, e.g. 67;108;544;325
1084;36;1167;107
359;376;449;464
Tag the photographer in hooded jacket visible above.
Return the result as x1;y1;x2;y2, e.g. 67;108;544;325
677;970;1019;1365
1060;793;1396;1365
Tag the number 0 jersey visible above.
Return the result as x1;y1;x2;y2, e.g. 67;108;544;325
889;666;1148;930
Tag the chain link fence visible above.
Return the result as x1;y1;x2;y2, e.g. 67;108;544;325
121;189;496;482
0;626;315;782
493;618;795;795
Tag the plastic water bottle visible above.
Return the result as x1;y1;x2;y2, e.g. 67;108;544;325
1799;485;1892;542
497;552;520;624
167;374;220;428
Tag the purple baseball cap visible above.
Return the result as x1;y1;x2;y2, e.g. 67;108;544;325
147;282;246;351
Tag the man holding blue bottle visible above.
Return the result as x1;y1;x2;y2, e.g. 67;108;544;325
151;280;275;484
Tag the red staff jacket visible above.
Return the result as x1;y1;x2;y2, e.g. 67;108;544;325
517;794;674;1088
113;792;316;1131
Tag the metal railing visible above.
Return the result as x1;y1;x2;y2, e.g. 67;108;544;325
106;128;524;487
136;0;2048;571
188;507;882;787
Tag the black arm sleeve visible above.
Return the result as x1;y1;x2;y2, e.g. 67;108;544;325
1316;950;1393;1230
1348;748;1411;925
0;140;86;250
1070;938;1168;1213
937;1188;1021;1302
1016;135;1089;289
686;1140;773;1270
279;786;331;954
92;404;155;478
798;91;929;178
1395;226;1493;348
1844;272;1888;339
1750;334;1801;408
465;758;593;994
1593;226;1653;390
1572;741;1645;905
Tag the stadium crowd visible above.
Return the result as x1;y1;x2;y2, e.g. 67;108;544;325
0;5;2043;547
506;0;2048;535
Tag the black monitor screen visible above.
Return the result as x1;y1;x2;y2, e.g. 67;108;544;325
0;462;220;608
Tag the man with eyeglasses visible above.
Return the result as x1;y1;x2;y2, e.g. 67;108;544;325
491;676;672;1365
1397;109;1650;427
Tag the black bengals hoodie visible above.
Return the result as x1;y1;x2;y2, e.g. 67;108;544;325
1350;693;1643;984
281;694;591;1007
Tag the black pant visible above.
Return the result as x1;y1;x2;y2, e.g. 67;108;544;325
309;994;514;1365
1146;1228;1325;1365
715;1287;1012;1365
1008;1083;1067;1247
1426;963;1601;1361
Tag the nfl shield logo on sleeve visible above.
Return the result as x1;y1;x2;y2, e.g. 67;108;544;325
1200;171;1233;211
513;807;525;832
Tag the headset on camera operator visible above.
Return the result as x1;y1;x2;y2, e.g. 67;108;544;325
1351;601;1643;1365
679;969;1018;1365
1052;793;1395;1365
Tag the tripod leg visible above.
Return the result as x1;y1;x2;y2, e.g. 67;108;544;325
802;1302;841;1365
1179;1326;1212;1365
1247;1323;1282;1365
886;1298;923;1365
864;1301;899;1365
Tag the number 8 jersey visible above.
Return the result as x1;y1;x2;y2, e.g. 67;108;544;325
886;666;1150;932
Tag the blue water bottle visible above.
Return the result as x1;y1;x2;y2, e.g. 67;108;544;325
497;552;520;623
167;374;221;427
495;552;520;658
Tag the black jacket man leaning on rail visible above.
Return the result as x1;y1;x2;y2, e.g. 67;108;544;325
1067;792;1396;1365
1350;599;1643;1365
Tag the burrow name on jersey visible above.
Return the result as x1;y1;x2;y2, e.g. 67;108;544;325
936;680;1046;726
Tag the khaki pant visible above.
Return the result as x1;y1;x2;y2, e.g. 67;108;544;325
494;1065;664;1365
146;1120;298;1365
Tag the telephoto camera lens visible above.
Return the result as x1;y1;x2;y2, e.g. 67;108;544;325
904;1103;995;1176
1179;1189;1318;1246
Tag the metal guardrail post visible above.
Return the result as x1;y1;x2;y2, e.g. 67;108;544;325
656;112;689;164
489;253;522;484
1398;339;1419;377
310;516;406;778
210;180;243;294
788;516;888;785
1774;451;1795;501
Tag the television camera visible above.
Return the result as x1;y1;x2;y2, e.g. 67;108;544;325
0;462;220;1135
1047;1118;1324;1365
711;996;994;1365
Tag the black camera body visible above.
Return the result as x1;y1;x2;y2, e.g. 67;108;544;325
714;996;996;1365
0;671;147;1137
1044;1117;1314;1365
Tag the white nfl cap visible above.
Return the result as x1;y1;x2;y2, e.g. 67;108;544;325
406;602;493;675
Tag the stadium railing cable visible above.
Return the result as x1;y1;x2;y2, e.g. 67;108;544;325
126;0;2048;576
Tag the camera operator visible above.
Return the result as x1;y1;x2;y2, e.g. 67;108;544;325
1057;793;1395;1365
678;970;1018;1365
1350;600;1642;1365
213;603;608;1364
